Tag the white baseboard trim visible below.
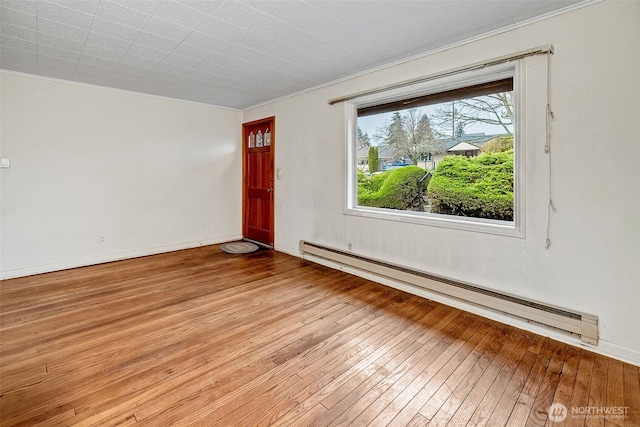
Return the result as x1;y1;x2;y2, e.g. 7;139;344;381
273;243;302;258
299;252;640;367
0;234;242;280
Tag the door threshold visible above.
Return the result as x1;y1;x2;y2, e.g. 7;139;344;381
242;238;273;250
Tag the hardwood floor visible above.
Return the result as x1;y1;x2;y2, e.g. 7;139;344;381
1;246;638;426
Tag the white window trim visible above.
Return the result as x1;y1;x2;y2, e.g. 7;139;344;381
344;62;526;238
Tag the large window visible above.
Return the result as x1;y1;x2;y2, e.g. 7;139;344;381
346;64;524;235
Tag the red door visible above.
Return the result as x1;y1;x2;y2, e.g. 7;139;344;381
242;117;275;247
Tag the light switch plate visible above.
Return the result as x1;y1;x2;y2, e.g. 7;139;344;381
0;158;10;168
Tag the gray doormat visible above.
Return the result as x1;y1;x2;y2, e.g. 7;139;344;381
220;241;260;254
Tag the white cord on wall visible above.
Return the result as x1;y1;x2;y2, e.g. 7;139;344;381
545;53;556;249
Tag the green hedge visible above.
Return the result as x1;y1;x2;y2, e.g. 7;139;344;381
481;134;514;153
358;166;429;210
427;151;513;220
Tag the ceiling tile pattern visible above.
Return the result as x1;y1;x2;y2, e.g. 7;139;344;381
1;0;582;109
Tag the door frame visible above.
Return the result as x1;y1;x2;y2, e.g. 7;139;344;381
242;116;275;247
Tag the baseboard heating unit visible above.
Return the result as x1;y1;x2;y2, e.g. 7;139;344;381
299;241;598;345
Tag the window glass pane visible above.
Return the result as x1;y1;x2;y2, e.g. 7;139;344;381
355;81;514;222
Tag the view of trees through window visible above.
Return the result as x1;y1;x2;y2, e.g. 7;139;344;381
356;80;515;222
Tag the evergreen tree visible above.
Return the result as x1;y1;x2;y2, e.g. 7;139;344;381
368;146;379;173
379;109;443;165
357;126;371;148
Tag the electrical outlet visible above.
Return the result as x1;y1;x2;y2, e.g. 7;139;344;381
99;236;106;244
348;242;352;251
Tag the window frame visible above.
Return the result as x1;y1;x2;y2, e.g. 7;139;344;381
344;62;525;237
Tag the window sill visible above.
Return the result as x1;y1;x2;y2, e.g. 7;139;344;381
344;206;524;238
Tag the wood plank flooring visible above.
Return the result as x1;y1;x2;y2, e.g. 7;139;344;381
1;246;638;426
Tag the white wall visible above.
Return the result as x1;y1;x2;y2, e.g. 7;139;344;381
244;1;640;364
0;72;242;278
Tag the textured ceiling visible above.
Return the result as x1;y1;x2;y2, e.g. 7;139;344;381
1;0;583;110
